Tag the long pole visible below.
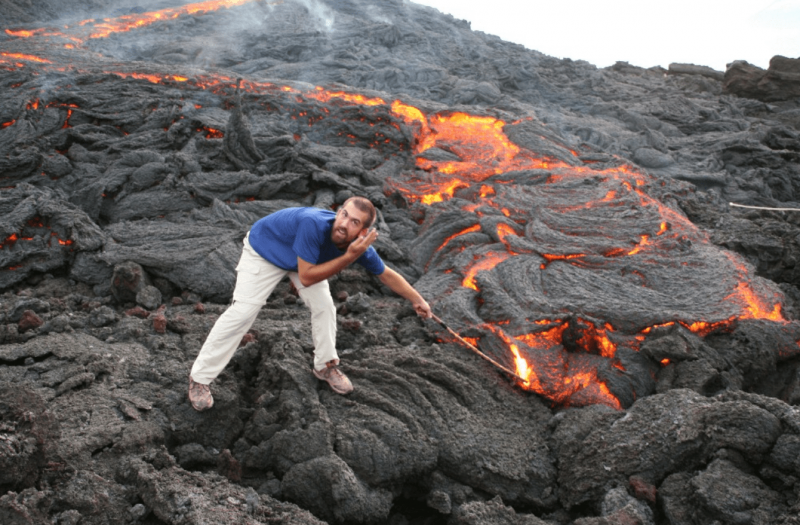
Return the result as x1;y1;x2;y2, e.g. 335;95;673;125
431;314;528;383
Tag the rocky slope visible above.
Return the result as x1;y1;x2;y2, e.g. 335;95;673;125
1;1;800;524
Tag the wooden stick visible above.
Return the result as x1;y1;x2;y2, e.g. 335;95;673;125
431;314;528;383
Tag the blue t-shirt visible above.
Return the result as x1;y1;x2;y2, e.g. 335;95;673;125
248;207;385;275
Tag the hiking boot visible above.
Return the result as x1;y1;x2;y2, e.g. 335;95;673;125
188;376;214;411
313;360;353;394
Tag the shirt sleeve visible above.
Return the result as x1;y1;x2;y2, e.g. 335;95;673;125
292;218;323;264
356;246;385;275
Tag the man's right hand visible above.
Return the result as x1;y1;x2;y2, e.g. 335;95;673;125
298;229;379;287
346;228;379;260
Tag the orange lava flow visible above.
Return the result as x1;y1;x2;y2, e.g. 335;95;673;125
306;89;385;107
596;330;617;359
436;224;481;253
199;126;224;139
540;253;585;269
723;252;785;322
462;252;512;291
111;71;178;84
1;121;15;130
727;282;783;321
679;318;736;337
0;233;19;248
0;52;52;64
515;324;568;350
88;0;258;39
5;29;45;38
627;234;651;256
496;223;516;243
491;324;621;409
421;179;469;205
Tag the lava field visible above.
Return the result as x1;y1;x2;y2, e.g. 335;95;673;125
2;1;800;524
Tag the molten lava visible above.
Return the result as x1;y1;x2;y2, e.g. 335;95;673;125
381;94;787;408
462;252;511;291
0;52;52;64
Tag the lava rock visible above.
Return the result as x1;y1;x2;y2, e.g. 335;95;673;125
152;308;167;334
723;56;800;102
17;310;43;333
125;306;150;318
89;306;116;327
8;298;50;322
692;458;786;524
110;261;149;304
632;147;675;169
135;285;162;311
345;292;371;314
449;496;550;525
552;389;782;509
0;386;60;492
281;454;394;524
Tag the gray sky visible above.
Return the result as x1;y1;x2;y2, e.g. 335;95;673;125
413;0;800;71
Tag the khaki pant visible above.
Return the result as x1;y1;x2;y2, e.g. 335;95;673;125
190;235;337;384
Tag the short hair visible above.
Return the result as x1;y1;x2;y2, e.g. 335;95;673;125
343;196;376;229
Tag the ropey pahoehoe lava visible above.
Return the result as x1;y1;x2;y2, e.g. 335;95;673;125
4;1;800;523
1;0;797;411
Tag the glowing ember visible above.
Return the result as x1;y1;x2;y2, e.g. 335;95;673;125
0;233;20;249
199;126;224;139
1;121;15;129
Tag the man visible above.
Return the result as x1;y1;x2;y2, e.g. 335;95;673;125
188;196;432;411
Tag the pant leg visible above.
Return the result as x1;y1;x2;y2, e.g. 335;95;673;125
289;273;338;371
190;237;287;384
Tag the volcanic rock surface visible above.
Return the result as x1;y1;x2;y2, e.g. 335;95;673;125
2;0;800;524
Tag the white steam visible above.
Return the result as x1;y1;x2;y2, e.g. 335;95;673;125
293;0;336;32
